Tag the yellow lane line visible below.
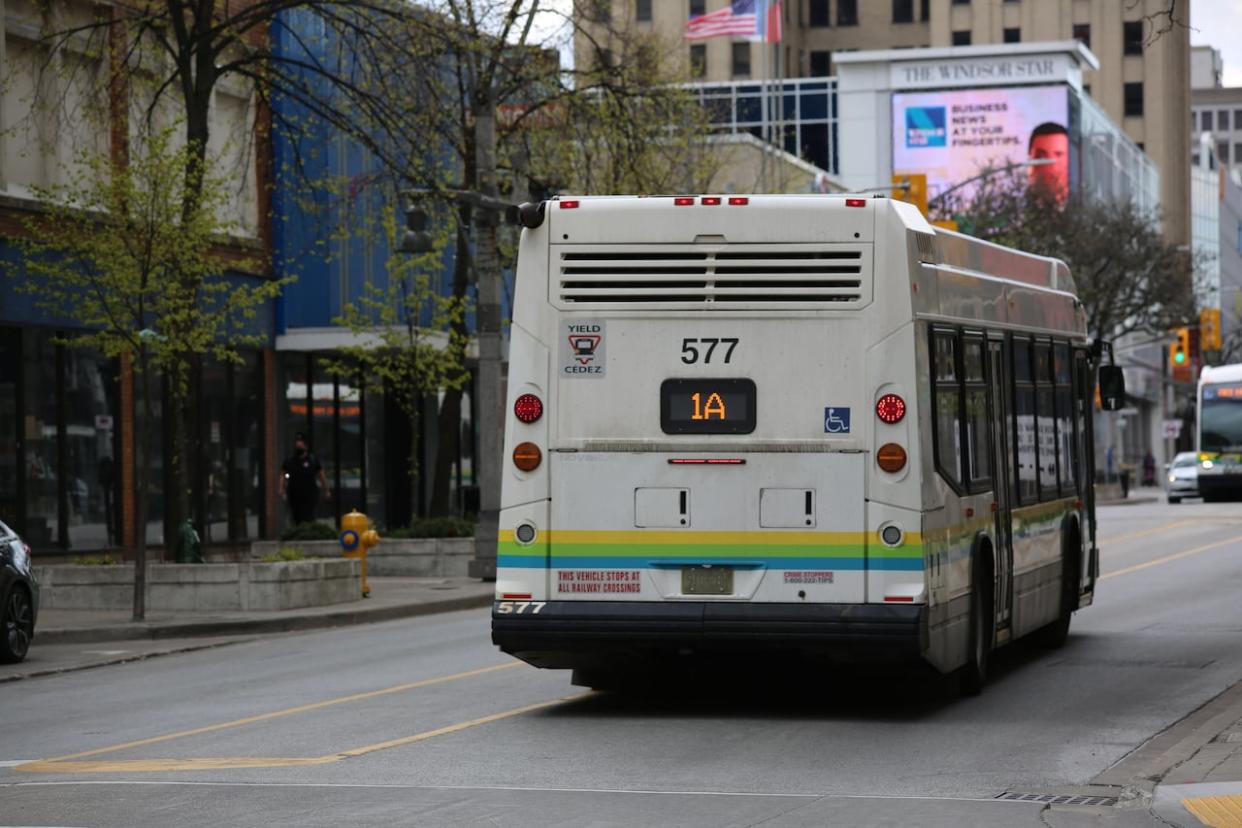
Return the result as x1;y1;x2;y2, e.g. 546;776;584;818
19;692;592;774
31;662;521;764
333;692;593;759
1100;534;1242;581
1099;520;1197;546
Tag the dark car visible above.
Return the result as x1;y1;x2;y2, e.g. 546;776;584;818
0;520;38;663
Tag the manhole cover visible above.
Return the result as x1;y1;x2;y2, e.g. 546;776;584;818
995;792;1118;807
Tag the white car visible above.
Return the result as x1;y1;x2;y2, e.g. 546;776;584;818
1167;452;1200;503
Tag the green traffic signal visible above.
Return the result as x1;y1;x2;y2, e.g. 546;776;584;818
1174;348;1186;365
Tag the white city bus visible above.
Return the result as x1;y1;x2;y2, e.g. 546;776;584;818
1197;363;1242;501
491;194;1118;693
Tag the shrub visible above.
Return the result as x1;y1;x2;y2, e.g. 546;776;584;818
387;516;476;539
260;547;306;563
280;522;339;541
71;554;119;566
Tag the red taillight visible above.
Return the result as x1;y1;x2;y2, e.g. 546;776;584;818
876;394;906;424
845;198;866;207
674;197;695;206
884;595;915;603
728;196;749;205
701;196;721;206
559;200;579;209
501;592;532;600
513;393;543;424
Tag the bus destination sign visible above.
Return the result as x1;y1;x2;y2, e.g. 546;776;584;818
660;379;756;435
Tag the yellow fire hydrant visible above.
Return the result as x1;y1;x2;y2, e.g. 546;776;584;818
340;510;379;598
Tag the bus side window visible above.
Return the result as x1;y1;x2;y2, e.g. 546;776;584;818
932;330;964;489
962;336;991;491
1035;342;1059;500
1012;337;1038;505
1054;342;1074;495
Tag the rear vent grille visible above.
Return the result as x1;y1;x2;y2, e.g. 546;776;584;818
556;244;870;308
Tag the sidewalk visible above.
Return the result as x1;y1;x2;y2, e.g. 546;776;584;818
33;576;493;645
1151;710;1242;827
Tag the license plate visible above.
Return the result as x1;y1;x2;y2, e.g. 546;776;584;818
682;566;733;595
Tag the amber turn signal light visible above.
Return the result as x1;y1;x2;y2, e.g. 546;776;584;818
877;443;907;473
513;442;542;472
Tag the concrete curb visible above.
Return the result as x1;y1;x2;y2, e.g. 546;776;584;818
0;639;250;684
34;591;494;645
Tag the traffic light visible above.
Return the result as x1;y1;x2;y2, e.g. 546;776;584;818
1201;307;1222;352
399;202;434;254
1169;327;1190;367
892;173;928;216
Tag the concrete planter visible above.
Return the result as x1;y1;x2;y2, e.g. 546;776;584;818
34;559;362;612
249;538;474;578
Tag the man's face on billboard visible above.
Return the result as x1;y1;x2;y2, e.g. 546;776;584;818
1029;131;1069;200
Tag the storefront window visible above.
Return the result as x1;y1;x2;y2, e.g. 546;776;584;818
199;358;231;543
135;367;165;547
337;372;365;515
64;345;119;550
0;329;18;525
231;353;263;541
22;329;59;547
310;356;336;526
365;376;386;528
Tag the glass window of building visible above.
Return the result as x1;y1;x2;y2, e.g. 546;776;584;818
690;44;706;78
0;329;18;530
952;0;970;5
1235;109;1242;130
1219;141;1230;165
809;0;829;26
636;0;651;21
837;0;858;26
921;0;929;21
810;50;831;76
1123;20;1143;55
1203;110;1214;131
893;0;914;23
64;346;119;550
1072;23;1090;48
1124;82;1143;117
1235;143;1242;164
690;0;705;16
1003;28;1020;43
23;329;60;548
732;42;751;77
589;0;610;23
951;30;971;46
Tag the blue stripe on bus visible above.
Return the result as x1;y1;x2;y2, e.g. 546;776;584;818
497;555;924;571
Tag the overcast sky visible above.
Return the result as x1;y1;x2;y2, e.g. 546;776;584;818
533;0;1240;87
1190;0;1242;86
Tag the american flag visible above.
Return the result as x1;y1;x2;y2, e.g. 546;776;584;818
685;0;782;43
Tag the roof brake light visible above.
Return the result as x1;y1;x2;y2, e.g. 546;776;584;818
701;196;721;206
728;197;749;205
845;198;867;208
674;197;695;206
559;200;579;209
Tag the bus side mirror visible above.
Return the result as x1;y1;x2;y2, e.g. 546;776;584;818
1098;366;1125;411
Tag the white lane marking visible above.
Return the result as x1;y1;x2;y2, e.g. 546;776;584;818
79;650;129;656
0;760;38;768
0;780;1040;804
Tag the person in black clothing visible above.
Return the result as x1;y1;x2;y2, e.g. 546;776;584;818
280;432;330;525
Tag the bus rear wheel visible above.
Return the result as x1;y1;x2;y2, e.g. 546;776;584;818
1033;526;1080;649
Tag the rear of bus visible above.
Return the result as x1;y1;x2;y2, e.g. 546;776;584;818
491;195;932;674
1197;364;1242;500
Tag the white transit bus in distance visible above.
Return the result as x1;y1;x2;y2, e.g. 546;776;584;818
491;194;1122;694
1197;363;1242;501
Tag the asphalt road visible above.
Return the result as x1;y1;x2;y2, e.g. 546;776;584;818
3;497;1241;827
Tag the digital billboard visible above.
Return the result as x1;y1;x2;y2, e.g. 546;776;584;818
892;85;1071;204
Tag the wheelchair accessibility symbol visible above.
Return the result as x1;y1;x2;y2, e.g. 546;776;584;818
824;407;850;434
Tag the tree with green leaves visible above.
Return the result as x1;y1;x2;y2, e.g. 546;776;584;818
15;126;285;620
931;171;1199;341
328;209;471;521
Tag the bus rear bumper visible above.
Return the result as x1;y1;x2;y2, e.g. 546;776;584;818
1198;474;1242;498
492;601;924;669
